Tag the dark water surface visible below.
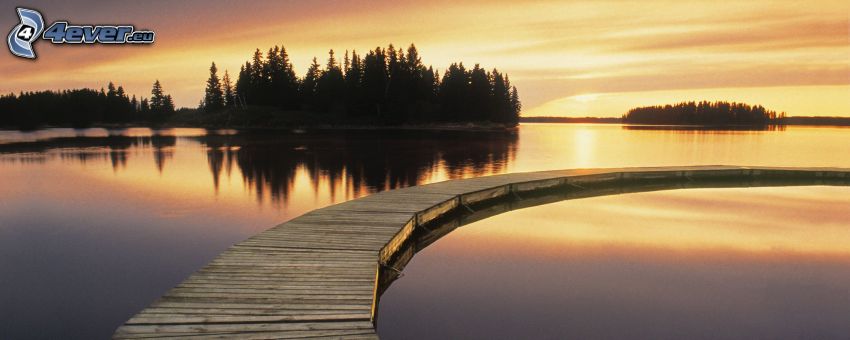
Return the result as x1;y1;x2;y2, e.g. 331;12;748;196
0;124;849;339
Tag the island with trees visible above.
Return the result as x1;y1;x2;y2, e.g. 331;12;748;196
193;44;520;127
621;101;785;126
521;104;850;127
0;43;521;130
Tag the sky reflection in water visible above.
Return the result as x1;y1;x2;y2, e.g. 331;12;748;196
0;124;849;339
378;186;850;339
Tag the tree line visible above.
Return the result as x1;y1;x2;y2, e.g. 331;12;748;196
0;80;175;129
622;101;785;125
202;43;521;125
0;43;521;129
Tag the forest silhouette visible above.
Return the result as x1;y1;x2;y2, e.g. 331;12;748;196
0;44;521;129
0;80;175;129
622;101;785;125
204;43;521;125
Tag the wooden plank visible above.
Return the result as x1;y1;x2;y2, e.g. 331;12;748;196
126;313;371;325
149;301;372;310
116;329;378;340
115;320;376;333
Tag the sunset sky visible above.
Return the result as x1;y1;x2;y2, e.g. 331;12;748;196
1;0;848;117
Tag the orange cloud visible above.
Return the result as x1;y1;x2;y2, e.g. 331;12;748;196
0;0;847;116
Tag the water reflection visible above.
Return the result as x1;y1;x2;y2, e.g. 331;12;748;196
0;128;518;205
224;131;517;203
378;185;850;339
1;124;849;339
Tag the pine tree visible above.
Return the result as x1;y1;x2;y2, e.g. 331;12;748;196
235;63;249;104
165;95;175;112
280;46;300;109
262;45;300;109
439;63;469;121
150;80;164;111
300;57;321;109
222;70;235;107
103;81;131;123
251;49;264;82
140;98;149;113
116;85;131;121
250;49;265;104
204;62;225;111
406;44;423;72
344;50;365;116
509;85;521;123
149;80;174;119
490;69;511;123
316;50;345;112
468;64;491;121
406;44;427;103
422;66;438;102
362;47;388;118
264;46;280;106
385;45;411;123
107;82;117;98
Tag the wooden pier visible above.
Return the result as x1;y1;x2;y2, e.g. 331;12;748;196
114;166;850;339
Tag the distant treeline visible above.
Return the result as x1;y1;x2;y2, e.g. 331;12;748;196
520;114;850;127
0;81;176;129
202;44;521;125
520;116;621;123
622;101;785;125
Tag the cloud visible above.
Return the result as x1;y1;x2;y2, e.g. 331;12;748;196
619;18;849;52
0;0;848;114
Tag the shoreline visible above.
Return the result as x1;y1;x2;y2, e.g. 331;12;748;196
0;122;519;133
4;119;850;133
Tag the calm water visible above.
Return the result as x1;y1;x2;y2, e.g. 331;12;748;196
0;124;848;339
376;186;850;339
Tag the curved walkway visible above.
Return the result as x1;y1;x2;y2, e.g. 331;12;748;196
114;166;850;339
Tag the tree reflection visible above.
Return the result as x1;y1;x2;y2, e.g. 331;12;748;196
215;130;518;205
0;129;517;207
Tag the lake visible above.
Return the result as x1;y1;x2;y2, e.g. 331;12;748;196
0;124;848;339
